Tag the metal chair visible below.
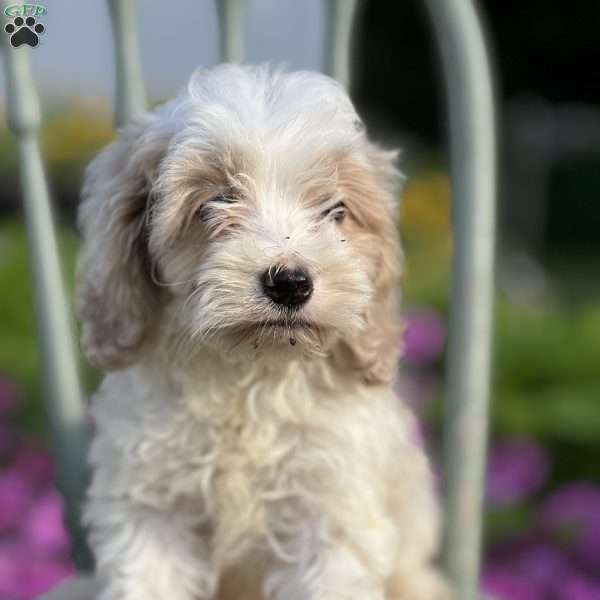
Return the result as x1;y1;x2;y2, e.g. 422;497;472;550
1;1;497;598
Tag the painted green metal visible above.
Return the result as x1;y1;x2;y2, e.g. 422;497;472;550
217;0;246;64
0;0;93;570
325;0;358;88
107;0;147;128
423;1;497;598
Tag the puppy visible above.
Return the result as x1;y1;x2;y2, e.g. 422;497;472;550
77;64;448;600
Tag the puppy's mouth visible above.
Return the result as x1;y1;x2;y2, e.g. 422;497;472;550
228;317;321;348
207;314;336;354
259;319;310;329
242;318;315;336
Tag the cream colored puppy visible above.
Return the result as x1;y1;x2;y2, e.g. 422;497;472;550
77;64;448;600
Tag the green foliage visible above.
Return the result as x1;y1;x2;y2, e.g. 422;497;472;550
495;304;600;389
491;303;600;483
402;169;600;487
0;219;96;433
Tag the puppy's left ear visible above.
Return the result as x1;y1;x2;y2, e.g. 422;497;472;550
76;113;167;370
342;143;403;384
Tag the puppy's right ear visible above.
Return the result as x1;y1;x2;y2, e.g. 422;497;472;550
76;114;166;370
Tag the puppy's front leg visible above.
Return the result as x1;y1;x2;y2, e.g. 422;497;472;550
264;526;387;600
86;499;215;600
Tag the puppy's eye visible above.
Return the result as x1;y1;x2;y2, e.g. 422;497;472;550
208;194;237;206
195;194;237;220
321;201;347;224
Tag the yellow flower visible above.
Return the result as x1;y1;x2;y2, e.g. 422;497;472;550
400;171;452;244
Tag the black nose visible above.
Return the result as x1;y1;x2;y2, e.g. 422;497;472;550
261;267;313;308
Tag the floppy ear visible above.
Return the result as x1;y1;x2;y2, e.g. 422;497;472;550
76;113;167;370
341;143;403;385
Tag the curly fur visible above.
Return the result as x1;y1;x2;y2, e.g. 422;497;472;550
76;64;449;600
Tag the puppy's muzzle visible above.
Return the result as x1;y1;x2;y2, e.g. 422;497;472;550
261;266;313;308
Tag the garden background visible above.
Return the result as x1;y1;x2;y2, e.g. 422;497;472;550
1;1;599;598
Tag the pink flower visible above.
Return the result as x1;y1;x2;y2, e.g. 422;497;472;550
540;482;600;530
486;438;550;507
0;540;75;599
0;470;33;532
574;521;600;572
0;422;18;459
22;488;71;556
484;538;574;599
11;442;54;489
482;565;544;600
512;542;572;589
556;573;600;600
540;482;600;571
15;556;75;599
401;311;446;365
0;540;26;598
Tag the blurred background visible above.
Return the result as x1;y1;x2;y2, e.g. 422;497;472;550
0;1;599;598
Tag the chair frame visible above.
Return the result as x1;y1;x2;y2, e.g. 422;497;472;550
1;1;496;597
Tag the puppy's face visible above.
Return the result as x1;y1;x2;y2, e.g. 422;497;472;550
152;138;388;356
77;66;402;382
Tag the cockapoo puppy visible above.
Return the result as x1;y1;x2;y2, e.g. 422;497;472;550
77;64;448;600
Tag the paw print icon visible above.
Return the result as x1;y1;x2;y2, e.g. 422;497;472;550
5;16;45;48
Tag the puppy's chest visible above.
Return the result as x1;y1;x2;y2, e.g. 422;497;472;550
155;378;329;515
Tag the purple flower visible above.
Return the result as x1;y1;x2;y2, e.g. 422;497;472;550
0;378;20;416
401;311;446;365
515;543;571;588
15;556;75;598
486;438;550;507
0;540;26;598
540;482;600;571
0;470;33;532
556;572;600;600
540;482;600;530
0;540;75;599
486;539;574;593
11;442;54;489
574;521;600;572
22;487;71;556
0;422;18;459
482;565;544;600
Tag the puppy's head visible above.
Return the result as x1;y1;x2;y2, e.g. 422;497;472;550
77;65;402;383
